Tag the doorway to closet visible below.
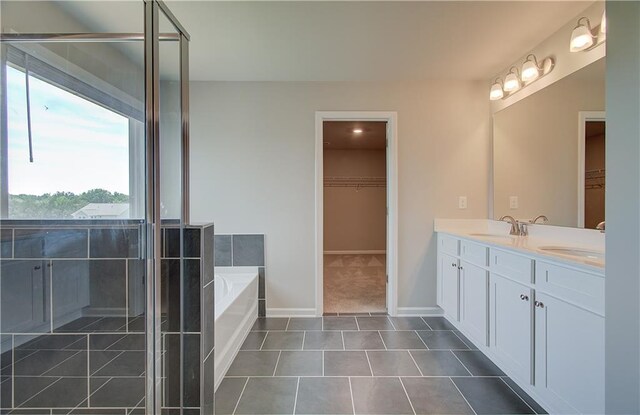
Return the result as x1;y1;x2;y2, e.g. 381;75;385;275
322;121;388;314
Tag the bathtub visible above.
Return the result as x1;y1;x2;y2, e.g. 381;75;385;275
214;266;259;390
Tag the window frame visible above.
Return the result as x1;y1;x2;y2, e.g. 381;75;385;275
1;44;145;220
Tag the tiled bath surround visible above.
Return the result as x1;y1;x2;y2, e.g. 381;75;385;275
0;221;215;414
0;221;146;413
161;223;215;414
214;234;266;316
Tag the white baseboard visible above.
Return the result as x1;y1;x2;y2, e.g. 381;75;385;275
397;307;443;317
324;250;386;255
267;308;317;317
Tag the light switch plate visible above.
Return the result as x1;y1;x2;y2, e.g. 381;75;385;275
458;196;467;209
509;196;519;209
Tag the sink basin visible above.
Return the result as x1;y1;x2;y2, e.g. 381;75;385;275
538;246;604;261
468;233;515;241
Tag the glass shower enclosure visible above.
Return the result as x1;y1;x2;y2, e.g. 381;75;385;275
0;1;210;413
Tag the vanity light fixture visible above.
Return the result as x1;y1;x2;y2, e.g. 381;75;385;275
489;78;504;101
521;54;554;83
503;67;521;93
570;17;595;52
353;128;363;134
600;10;606;38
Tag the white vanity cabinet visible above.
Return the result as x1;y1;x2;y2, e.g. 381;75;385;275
437;235;460;321
435;232;605;414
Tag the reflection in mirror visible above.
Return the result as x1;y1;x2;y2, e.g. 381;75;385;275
493;58;605;228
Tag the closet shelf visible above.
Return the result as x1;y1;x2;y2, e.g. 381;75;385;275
323;176;386;188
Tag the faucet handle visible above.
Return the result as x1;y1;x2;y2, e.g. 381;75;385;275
518;221;528;236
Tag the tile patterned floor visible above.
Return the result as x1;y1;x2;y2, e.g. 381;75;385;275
216;316;547;415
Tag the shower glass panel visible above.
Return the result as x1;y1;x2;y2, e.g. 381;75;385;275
0;1;191;413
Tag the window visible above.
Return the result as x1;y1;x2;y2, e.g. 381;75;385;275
4;62;137;220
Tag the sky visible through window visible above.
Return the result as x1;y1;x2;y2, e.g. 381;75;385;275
6;65;130;196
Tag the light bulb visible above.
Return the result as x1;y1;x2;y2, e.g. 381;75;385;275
521;58;540;82
489;82;504;101
503;71;521;92
570;18;595;52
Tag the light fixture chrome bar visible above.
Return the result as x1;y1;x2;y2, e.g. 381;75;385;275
0;32;179;43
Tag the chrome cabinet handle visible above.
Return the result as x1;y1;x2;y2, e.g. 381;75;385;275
458;266;464;270
451;263;457;267
535;301;544;308
520;294;529;301
34;265;41;270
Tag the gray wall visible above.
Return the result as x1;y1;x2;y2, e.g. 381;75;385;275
605;2;640;413
189;80;491;312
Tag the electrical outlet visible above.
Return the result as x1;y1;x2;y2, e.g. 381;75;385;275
458;196;468;209
509;196;519;209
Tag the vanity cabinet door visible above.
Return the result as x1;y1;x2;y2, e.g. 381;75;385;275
439;252;459;321
460;261;488;346
0;260;47;333
490;273;532;384
534;292;604;414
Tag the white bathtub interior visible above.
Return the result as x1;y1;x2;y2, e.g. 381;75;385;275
214;266;259;390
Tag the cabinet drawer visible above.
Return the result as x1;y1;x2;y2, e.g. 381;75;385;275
490;248;533;285
536;261;604;315
439;234;459;256
460;240;488;267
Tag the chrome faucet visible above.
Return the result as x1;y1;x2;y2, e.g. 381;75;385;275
596;221;605;233
530;215;549;224
499;215;520;236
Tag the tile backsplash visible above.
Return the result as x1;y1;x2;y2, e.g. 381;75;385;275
215;233;267;316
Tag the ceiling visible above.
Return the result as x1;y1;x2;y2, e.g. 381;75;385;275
55;1;595;82
323;121;387;150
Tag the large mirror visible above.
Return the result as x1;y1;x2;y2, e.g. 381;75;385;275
493;57;605;228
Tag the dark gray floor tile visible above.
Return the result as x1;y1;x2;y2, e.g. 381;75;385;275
453;350;505;376
402;377;474;414
417;330;469;350
42;351;87;376
226;351;280;376
215;377;247;415
90;334;126;350
369;312;389;316
93;351;145;376
351;377;413;415
295;377;353;414
251;318;288;331
13;376;57;407
323;317;357;331
356;317;394;330
55;317;101;333
235;377;297;415
241;331;268;350
90;350;121;375
389;317;430;330
17;334;85;351
107;334;145;351
324;351;371;376
410;350;471;376
422;317;457;330
380;331;427;349
303;331;343;350
287;318;322;331
367;351;420;376
14;350;78;376
502;377;548;414
453;377;535;414
343;331;385;350
20;377;88;409
83;317;128;332
261;331;304;350
275;351;322;376
89;377;145;408
453;331;479;350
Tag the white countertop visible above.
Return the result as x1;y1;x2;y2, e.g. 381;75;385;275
435;219;605;274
